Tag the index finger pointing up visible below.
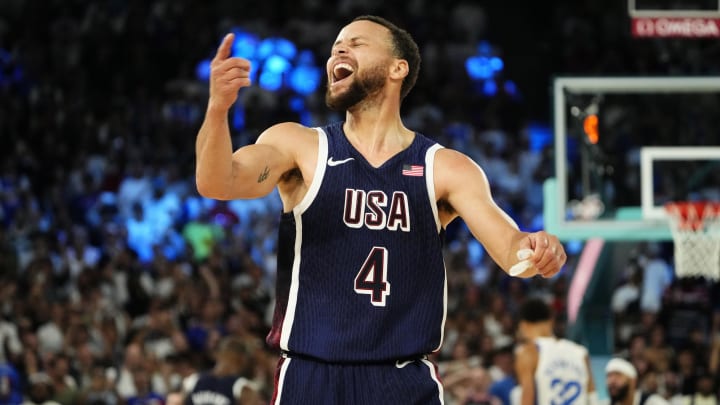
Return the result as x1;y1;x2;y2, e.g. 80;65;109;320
214;33;235;61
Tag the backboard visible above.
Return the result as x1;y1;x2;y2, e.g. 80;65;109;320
547;77;720;241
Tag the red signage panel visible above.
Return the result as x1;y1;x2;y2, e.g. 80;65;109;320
631;17;720;37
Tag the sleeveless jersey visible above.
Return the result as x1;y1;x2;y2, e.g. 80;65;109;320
186;373;238;405
266;121;447;362
534;337;590;405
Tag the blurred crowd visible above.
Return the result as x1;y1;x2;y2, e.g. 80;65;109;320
1;0;720;404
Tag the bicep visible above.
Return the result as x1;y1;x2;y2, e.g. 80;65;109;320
437;150;523;269
226;123;306;200
229;143;293;199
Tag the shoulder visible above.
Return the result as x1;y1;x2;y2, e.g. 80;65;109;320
257;122;318;145
562;338;590;356
182;372;199;393
514;342;539;366
232;377;261;399
515;341;538;355
434;147;478;168
433;148;489;191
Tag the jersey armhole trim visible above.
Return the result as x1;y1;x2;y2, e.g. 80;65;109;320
425;144;444;233
293;127;328;215
182;373;199;394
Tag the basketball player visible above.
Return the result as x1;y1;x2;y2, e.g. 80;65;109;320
514;298;597;405
603;358;669;405
195;15;566;404
183;337;262;405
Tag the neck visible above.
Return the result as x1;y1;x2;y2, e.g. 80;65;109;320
523;323;554;341
213;363;240;377
342;91;411;154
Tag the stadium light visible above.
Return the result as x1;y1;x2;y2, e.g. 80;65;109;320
464;41;514;99
197;29;323;130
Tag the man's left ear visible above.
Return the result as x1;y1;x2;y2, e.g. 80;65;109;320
390;60;409;80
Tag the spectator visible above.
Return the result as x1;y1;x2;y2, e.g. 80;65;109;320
0;362;23;405
444;366;502;405
22;372;60;405
644;324;674;374
125;367;165;405
612;261;643;346
639;243;672;315
0;317;23;365
45;354;79;405
115;343;163;400
78;363;121;405
603;358;669;405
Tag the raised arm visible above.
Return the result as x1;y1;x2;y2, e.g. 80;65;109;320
434;149;565;277
195;33;301;200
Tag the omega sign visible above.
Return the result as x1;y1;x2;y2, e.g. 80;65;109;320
632;17;720;37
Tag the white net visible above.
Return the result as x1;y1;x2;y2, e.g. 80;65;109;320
665;202;720;280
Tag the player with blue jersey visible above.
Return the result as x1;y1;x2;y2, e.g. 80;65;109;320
514;298;597;405
195;14;567;404
183;337;261;405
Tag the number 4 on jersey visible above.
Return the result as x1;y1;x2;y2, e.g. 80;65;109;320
354;247;391;306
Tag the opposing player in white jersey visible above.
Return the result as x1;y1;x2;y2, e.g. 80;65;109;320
514;298;597;405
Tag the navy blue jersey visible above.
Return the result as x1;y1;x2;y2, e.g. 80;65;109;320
267;121;447;362
186;373;237;405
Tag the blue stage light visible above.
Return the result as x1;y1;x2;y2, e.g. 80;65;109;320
466;56;493;80
259;71;283;91
256;38;276;60
527;122;552;152
289;66;322;95
482;79;497;96
289;96;305;112
297;50;315;65
489;56;503;71
264;55;291;74
232;105;245;130
274;38;297;60
504;80;517;96
195;59;211;82
465;41;515;99
231;31;260;59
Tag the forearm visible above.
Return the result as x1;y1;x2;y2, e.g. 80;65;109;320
195;105;235;198
519;385;534;405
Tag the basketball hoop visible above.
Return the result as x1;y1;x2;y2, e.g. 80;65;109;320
664;201;720;280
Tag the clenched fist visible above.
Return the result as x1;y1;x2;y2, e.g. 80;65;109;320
510;231;566;279
209;33;252;111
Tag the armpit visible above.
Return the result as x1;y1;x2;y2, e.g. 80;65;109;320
437;198;456;215
279;167;303;184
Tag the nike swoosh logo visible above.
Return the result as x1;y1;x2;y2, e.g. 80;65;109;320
327;157;355;166
395;360;413;369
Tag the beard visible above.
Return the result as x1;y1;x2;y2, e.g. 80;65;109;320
325;64;386;111
608;383;630;403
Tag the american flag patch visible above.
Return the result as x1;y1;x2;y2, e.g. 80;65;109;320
402;164;424;177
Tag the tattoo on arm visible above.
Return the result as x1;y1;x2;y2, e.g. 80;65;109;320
257;166;270;183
